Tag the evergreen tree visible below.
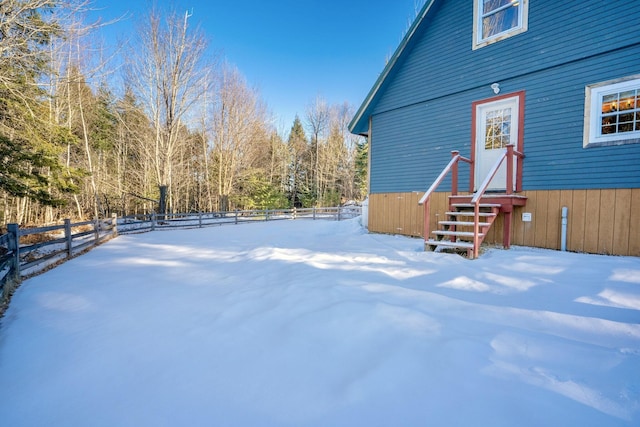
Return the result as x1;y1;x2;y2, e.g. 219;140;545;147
287;116;309;207
232;172;288;210
0;0;80;211
0;134;78;207
0;0;60;96
354;139;368;199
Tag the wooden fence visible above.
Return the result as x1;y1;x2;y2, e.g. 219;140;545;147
0;216;118;304
0;206;361;305
117;206;361;234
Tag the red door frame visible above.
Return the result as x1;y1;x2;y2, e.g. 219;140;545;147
470;90;525;191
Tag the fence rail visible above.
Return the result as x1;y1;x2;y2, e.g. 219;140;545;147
116;206;360;234
0;206;361;303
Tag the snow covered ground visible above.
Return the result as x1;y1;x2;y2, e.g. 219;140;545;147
0;218;638;426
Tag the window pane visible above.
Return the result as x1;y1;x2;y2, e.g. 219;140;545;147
484;108;512;149
619;113;634;123
619;122;633;132
619;90;635;111
601;116;616;134
482;2;520;38
485;126;495;149
483;0;514;14
602;93;618;113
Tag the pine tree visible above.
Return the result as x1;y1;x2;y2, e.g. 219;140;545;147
0;0;80;213
287;116;309;207
354;139;368;199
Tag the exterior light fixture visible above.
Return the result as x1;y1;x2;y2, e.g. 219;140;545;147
491;83;500;94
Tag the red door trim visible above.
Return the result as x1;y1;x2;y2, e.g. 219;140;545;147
470;90;526;190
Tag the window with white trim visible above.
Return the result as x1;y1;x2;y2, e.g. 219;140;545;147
584;76;640;147
473;0;528;49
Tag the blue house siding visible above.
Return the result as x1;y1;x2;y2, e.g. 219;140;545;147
370;95;473;194
371;0;640;117
518;45;640;190
366;1;640;194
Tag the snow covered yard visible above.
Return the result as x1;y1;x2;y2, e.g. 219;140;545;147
0;219;638;427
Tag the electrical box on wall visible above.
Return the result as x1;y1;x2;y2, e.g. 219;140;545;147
522;212;532;222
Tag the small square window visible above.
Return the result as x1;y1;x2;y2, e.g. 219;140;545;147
473;0;529;50
584;76;640;147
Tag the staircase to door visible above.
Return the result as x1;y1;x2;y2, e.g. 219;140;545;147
418;145;526;259
425;194;527;258
426;201;499;256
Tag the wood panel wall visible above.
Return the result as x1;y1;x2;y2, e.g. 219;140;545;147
368;189;640;257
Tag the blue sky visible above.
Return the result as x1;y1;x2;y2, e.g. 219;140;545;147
89;0;424;131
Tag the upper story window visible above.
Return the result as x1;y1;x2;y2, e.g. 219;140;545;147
473;0;529;50
584;76;640;147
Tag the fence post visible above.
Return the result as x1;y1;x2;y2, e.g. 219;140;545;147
235;210;239;224
7;223;20;282
266;209;270;221
199;211;203;228
93;218;100;244
151;213;156;231
112;213;118;237
313;207;316;220
338;207;341;221
64;219;72;257
292;207;297;220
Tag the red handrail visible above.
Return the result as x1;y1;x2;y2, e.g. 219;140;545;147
419;145;524;257
470;144;524;258
419;151;472;241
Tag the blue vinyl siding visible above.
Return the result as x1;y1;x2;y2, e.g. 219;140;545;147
373;0;640;114
519;52;640;190
370;95;472;194
367;0;640;194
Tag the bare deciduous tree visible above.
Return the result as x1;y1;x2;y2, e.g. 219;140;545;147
305;96;330;200
210;63;268;211
301;100;362;206
124;7;211;212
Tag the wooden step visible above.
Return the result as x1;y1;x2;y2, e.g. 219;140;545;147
445;211;496;217
449;194;528;208
438;220;491;227
451;203;501;209
425;239;474;249
433;230;483;238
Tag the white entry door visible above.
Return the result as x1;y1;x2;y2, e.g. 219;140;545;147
474;96;520;191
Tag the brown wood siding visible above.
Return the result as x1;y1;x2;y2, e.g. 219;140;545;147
570;190;586;251
368;192;428;238
368;189;640;257
630;190;640;256
612;189;631;256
